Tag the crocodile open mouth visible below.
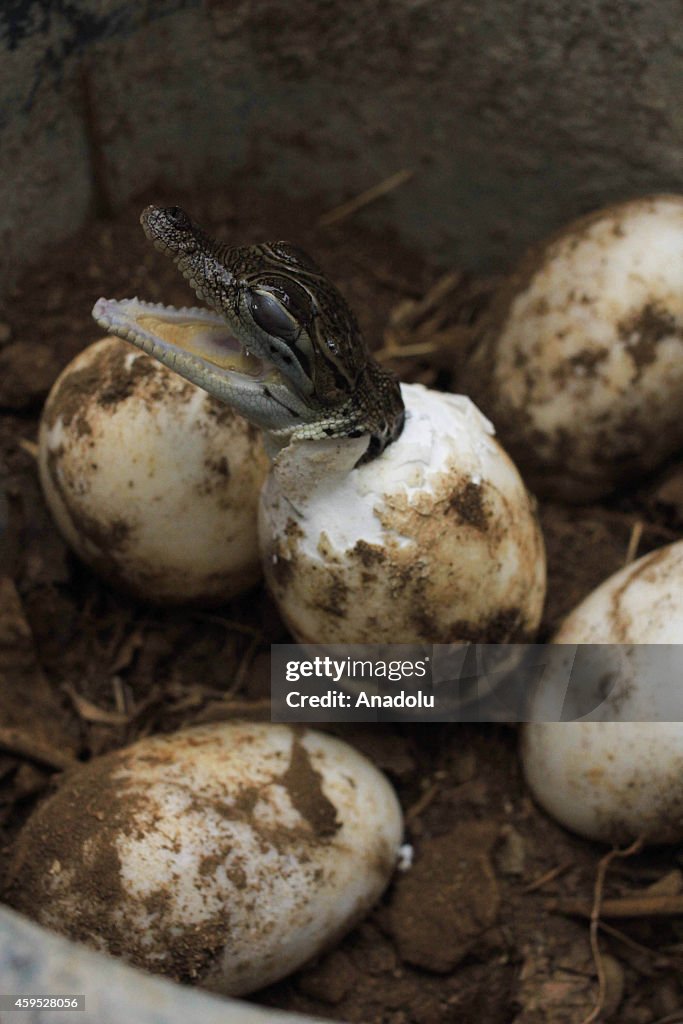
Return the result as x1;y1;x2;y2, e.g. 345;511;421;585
92;297;277;385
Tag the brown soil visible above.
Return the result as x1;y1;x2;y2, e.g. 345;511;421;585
1;178;683;1023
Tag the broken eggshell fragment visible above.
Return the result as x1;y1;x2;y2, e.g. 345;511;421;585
462;195;683;502
38;335;268;604
260;382;546;643
522;541;683;844
4;722;403;995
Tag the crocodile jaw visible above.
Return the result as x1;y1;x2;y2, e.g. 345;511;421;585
92;297;311;434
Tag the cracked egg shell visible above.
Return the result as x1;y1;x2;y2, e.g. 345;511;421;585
522;541;683;844
4;722;403;995
38;336;268;604
461;195;683;502
260;382;546;644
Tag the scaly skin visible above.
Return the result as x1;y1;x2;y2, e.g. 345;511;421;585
93;205;404;461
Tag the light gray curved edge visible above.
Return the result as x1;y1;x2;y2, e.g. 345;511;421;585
0;905;326;1024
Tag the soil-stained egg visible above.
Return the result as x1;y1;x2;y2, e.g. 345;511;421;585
522;541;683;843
260;383;546;644
5;722;403;995
39;337;268;604
462;195;683;502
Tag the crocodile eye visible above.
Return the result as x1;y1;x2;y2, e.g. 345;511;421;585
249;289;300;343
164;207;191;230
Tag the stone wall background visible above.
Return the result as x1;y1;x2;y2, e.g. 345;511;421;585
2;0;683;290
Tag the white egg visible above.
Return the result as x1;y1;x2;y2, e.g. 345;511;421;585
5;722;403;995
522;541;683;843
259;382;546;643
462;195;683;501
39;337;269;604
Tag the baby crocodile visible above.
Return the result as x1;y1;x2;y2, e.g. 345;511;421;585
93;205;404;461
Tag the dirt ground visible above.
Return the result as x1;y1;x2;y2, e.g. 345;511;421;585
1;180;683;1023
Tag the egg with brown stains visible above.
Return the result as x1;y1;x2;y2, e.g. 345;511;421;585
5;722;403;995
462;195;683;502
522;541;683;844
260;383;546;644
39;336;268;604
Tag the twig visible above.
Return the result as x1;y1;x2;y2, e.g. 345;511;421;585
646;868;683;897
597;919;683;969
17;438;38;460
109;627;144;675
111;675;130;716
190;698;273;724
318;169;414;228
189;612;263;638
348;252;423;298
624;520;644;566
523;859;574;893
226;637;260;697
549;892;683;919
63;683;130;726
404;780;441;824
376;340;440;360
580;836;644;1024
0;726;76;771
594;507;678;542
63;682;159;728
